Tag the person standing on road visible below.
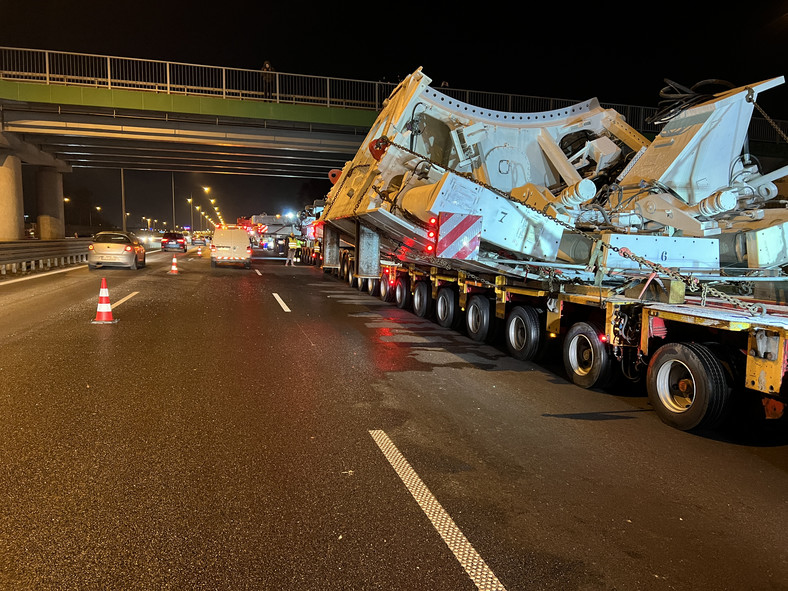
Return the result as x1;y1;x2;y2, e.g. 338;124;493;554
286;232;299;265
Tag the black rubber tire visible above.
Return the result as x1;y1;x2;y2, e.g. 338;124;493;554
357;277;367;292
505;305;543;361
562;321;614;389
141;254;147;268
395;276;411;309
435;287;462;330
348;267;357;289
412;281;433;318
465;294;494;342
339;255;348;279
646;342;732;431
379;273;395;303
367;278;380;297
129;255;137;270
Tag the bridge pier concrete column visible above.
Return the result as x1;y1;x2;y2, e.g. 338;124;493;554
36;167;65;239
0;153;25;241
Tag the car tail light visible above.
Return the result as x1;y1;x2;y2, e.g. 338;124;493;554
210;244;216;251
178;239;185;244
124;245;133;252
247;247;253;255
88;244;94;250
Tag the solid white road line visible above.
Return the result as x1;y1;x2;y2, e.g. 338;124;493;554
272;292;291;312
0;265;87;286
111;291;139;308
369;429;507;591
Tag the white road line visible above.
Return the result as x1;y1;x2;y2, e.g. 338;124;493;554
112;291;139;309
369;429;507;591
255;269;262;276
0;265;87;286
272;292;291;312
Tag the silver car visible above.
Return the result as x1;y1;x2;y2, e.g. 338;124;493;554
88;231;146;270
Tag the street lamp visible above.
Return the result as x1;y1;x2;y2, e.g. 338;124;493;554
90;206;101;230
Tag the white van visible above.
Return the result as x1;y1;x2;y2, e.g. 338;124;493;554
210;226;252;269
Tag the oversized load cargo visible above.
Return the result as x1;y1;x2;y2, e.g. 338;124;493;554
314;69;788;432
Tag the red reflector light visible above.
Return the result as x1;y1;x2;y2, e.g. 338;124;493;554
125;245;133;252
599;334;608;342
426;245;434;252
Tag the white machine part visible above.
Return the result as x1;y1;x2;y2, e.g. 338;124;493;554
322;68;788;276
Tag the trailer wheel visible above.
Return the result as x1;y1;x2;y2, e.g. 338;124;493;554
347;266;358;289
505;305;543;361
367;278;380;297
339;254;349;279
435;287;462;329
466;294;495;342
379;273;395;302
395;276;411;309
646;342;732;431
413;281;433;318
563;321;613;389
357;277;367;292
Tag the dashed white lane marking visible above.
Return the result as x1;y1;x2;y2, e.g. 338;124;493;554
255;269;262;276
272;292;291;312
111;291;139;309
369;429;507;591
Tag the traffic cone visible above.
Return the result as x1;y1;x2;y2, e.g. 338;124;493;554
197;245;202;256
168;255;179;274
91;277;118;324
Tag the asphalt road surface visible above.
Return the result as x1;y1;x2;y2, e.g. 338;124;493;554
0;248;786;590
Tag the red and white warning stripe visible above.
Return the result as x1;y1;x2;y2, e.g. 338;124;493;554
436;212;482;260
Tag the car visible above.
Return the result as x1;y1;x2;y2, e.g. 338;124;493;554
161;231;187;252
210;226;252;269
88;231;146;270
192;233;207;246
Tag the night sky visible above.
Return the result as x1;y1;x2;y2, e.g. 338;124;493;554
3;0;788;228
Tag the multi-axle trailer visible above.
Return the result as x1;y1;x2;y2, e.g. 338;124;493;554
306;69;788;431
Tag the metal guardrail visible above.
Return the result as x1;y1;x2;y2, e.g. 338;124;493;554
0;239;90;276
5;46;787;142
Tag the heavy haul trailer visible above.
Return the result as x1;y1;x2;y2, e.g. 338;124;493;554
315;68;788;432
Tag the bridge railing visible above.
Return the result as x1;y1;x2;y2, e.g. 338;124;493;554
0;46;786;142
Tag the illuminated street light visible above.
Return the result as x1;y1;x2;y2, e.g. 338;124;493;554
187;197;194;231
90;205;102;229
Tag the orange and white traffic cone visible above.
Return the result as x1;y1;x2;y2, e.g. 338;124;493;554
168;255;179;274
197;245;202;256
91;277;118;324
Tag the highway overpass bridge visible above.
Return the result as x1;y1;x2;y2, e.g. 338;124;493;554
2;47;787;241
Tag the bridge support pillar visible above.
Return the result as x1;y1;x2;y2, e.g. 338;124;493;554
36;167;65;239
0;154;24;241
